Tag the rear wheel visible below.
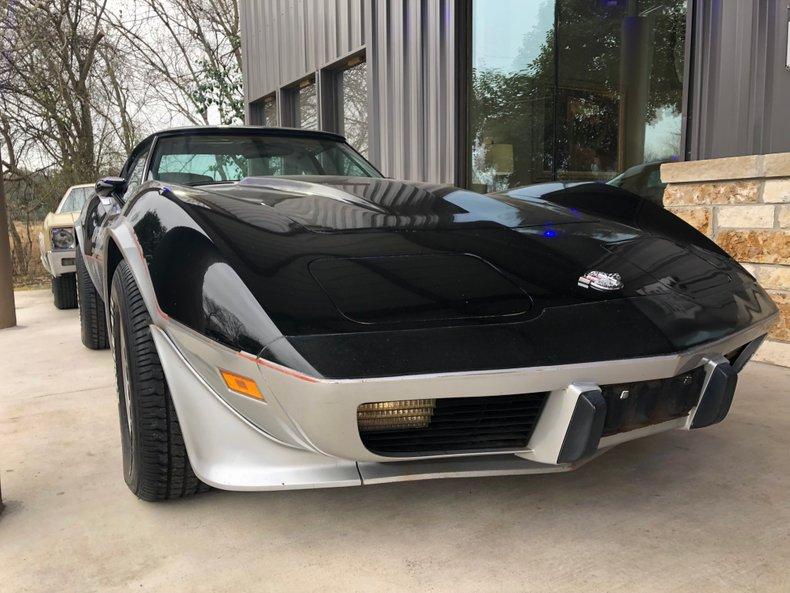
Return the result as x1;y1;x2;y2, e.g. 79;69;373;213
76;249;109;349
110;259;208;501
52;273;77;309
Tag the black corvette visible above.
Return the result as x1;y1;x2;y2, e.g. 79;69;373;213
74;126;777;500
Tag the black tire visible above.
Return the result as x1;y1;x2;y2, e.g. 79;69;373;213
110;259;208;501
52;273;77;309
76;249;109;349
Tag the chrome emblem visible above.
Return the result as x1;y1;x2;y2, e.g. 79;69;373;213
578;270;623;292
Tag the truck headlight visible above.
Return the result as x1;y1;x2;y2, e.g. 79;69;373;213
51;227;75;250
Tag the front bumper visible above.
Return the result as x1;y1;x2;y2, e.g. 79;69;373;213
151;317;772;491
42;249;76;277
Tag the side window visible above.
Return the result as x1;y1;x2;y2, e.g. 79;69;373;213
317;145;370;177
122;150;149;201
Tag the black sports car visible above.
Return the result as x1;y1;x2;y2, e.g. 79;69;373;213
74;126;778;500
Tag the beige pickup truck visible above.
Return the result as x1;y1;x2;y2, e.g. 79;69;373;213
39;184;93;309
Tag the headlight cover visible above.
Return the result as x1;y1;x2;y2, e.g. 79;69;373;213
51;227;75;250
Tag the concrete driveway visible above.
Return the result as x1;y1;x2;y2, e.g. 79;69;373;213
1;289;789;593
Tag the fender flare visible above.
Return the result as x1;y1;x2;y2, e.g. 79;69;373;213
102;218;168;330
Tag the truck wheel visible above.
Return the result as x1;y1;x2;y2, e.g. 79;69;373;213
76;249;109;349
52;273;77;309
110;259;208;501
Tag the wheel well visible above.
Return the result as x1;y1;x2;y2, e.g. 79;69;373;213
106;238;123;302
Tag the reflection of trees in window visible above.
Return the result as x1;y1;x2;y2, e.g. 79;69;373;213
339;61;368;157
263;95;277;126
470;0;556;192
297;82;318;130
470;0;687;191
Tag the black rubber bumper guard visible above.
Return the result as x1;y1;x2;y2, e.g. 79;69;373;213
555;334;766;464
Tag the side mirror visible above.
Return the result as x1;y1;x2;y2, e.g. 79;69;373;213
95;176;127;197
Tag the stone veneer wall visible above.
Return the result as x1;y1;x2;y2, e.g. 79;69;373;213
661;154;790;367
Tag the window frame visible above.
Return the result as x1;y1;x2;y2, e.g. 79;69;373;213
319;50;368;156
250;93;278;126
461;0;696;190
144;129;383;185
281;74;318;129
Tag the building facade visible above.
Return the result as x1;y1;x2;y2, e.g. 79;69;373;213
240;0;790;186
240;0;789;365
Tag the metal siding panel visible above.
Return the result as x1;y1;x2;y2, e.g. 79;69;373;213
365;0;457;182
764;2;790;154
689;0;790;159
337;0;350;55
241;0;365;96
240;0;455;181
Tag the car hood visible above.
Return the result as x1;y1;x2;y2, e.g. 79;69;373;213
44;211;78;229
146;176;776;377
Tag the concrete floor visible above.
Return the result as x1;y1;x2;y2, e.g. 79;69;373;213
1;289;789;593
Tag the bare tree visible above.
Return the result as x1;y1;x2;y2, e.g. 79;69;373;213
106;0;243;126
0;0;145;282
0;0;111;182
0;0;243;284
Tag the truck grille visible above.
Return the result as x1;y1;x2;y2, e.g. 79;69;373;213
358;393;549;457
600;366;707;436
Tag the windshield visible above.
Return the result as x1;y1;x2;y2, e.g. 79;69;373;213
149;133;380;186
57;187;92;213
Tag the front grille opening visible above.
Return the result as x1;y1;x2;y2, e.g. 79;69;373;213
358;393;549;457
600;366;707;436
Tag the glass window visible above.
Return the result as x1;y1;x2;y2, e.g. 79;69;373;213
251;95;278;126
470;0;687;195
57;187;92;213
337;59;368;156
295;79;318;130
555;0;687;182
149;133;380;186
262;95;277;126
470;0;556;193
122;149;149;201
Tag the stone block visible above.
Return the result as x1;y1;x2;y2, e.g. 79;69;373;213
763;153;790;178
767;292;789;342
661;155;760;183
763;179;790;203
756;265;790;291
716;230;790;264
668;207;711;235
716;205;775;229
752;339;790;367
663;181;759;207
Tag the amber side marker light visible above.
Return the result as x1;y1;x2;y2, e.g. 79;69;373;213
220;369;264;400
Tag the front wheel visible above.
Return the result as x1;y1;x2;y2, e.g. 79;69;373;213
52;273;77;309
110;259;208;501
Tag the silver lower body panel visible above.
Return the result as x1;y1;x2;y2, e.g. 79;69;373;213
149;317;771;491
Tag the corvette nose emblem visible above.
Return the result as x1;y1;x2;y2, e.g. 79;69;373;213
578;270;623;292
